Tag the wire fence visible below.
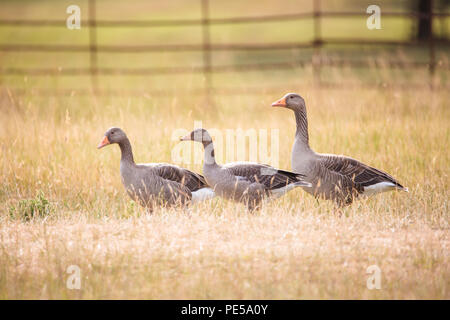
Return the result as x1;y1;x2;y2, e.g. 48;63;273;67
0;0;449;96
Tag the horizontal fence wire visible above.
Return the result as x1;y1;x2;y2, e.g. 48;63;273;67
2;39;447;53
0;42;316;52
4;82;448;98
0;11;448;27
1;60;446;76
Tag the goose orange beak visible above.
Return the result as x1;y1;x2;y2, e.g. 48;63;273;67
97;136;110;149
271;97;286;107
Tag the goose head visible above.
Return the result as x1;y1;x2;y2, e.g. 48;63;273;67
180;129;216;164
272;93;306;111
97;127;127;149
180;128;213;145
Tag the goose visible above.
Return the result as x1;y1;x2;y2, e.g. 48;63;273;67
97;127;214;210
271;93;408;206
180;128;312;211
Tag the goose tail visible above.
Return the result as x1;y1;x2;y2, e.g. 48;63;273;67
362;182;408;196
191;188;215;203
270;180;312;199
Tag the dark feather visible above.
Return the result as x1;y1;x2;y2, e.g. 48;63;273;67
320;155;404;190
225;163;306;190
151;164;208;192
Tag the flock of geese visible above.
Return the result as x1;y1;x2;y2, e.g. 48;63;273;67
98;93;407;212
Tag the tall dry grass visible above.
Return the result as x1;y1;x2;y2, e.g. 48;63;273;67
0;77;449;298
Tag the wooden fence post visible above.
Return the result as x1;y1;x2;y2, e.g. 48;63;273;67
428;0;435;81
88;0;98;93
312;0;322;87
201;0;213;105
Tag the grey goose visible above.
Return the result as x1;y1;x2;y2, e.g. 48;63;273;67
98;127;214;210
272;93;408;206
180;128;312;211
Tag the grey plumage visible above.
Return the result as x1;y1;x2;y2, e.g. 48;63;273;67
180;128;311;211
98;127;214;210
272;93;407;206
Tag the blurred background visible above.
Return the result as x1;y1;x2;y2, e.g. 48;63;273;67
0;0;449;97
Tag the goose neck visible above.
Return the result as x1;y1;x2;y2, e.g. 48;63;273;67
118;138;135;165
202;141;217;166
293;107;310;148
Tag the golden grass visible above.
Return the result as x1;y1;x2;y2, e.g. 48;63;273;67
0;78;449;299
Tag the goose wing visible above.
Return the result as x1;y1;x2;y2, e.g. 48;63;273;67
318;154;405;189
224;162;305;190
141;163;208;192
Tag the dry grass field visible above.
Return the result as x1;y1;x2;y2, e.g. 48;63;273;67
0;0;449;299
0;84;448;299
